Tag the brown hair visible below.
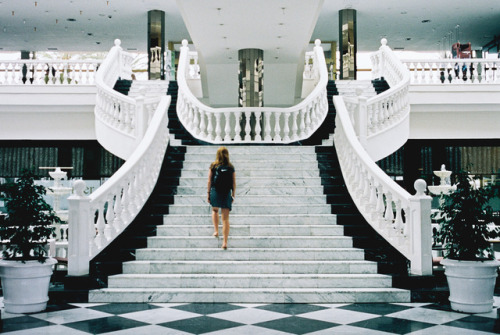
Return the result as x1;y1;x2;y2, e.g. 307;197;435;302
210;146;233;170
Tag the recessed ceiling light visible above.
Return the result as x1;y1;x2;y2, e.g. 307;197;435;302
400;11;407;14
67;18;76;22
48;48;58;50
394;47;405;50
406;37;411;41
421;19;431;23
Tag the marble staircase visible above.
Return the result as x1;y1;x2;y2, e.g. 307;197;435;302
89;145;410;303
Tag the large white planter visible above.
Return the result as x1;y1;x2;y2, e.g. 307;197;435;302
0;258;57;314
441;258;500;313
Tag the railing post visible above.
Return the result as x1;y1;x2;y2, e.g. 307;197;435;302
67;180;91;276
408;179;433;276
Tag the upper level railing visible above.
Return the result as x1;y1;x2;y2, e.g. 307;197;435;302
94;39;167;160
401;58;500;84
176;39;328;144
342;39;410;161
0;59;101;85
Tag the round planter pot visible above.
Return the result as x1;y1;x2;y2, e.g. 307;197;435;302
441;258;500;313
0;258;57;314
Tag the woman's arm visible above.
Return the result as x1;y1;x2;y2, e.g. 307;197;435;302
232;172;236;201
207;168;213;203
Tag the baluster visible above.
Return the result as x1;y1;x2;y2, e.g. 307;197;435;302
214;113;222;141
375;185;385;226
264;112;272;141
282;112;290;142
113;190;123;229
105;194;117;233
394;199;404;234
298;108;306;138
290;111;299;141
224;111;232;141
384;192;394;226
199;110;207;139
120;182;131;223
304;106;311;136
368;177;377;210
244;111;252;141
95;202;107;247
233;111;242;142
206;112;214;141
402;205;410;237
254;111;262;142
193;107;200;136
273;112;282;142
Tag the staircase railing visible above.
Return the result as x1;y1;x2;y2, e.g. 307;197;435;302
343;39;410;161
176;39;328;144
0;59;101;85
333;95;432;276
67;95;171;276
94;39;167;160
401;58;500;84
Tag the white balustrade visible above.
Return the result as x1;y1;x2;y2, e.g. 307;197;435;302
0;60;101;85
177;39;329;144
401;59;500;84
94;39;165;159
68;95;171;276
343;39;410;161
333;95;433;276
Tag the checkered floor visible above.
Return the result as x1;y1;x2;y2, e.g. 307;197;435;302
1;298;499;334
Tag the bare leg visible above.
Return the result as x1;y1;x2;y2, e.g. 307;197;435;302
221;208;230;249
212;207;219;237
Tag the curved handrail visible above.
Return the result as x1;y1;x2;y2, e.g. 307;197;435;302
176;39;328;143
67;95;171;276
343;39;410;161
333;95;432;276
94;39;165;159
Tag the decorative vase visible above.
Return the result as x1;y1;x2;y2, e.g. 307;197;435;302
0;258;57;314
441;258;500;313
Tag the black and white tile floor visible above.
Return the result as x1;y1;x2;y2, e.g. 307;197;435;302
1;298;499;334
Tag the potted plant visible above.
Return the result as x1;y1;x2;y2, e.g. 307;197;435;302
0;171;60;314
435;171;500;313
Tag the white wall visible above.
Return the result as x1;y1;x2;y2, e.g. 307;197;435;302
408;84;500;139
0;86;96;140
205;64;238;107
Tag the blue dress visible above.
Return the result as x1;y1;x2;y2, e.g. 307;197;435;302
209;165;234;210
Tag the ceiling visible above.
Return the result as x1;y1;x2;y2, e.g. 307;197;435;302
0;0;499;57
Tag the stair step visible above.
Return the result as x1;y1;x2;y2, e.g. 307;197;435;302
183;160;319;170
178;177;323;187
175;186;326;196
163;214;337;225
135;248;364;260
146;236;353;248
157;224;343;236
181;169;319;178
173;194;327;205
168;204;331;214
89;287;410;303
122;260;378;274
108;273;392;288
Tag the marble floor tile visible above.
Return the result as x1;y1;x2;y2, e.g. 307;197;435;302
159;315;244;334
386;307;468;325
119;306;201;324
254;315;339;334
30;308;113;325
210;307;288;324
348;316;435;335
300;307;379;324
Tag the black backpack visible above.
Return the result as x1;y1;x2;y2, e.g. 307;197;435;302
213;165;232;192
